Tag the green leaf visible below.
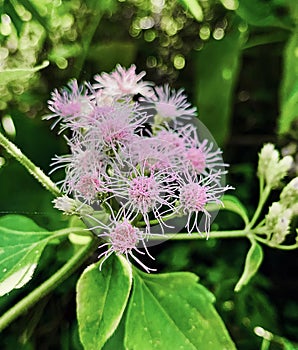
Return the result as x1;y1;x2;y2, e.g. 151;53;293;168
195;21;245;145
0;215;51;296
0;60;49;84
102;310;126;350
222;195;250;226
178;0;203;22
235;241;263;292
278;28;298;134
125;270;236;350
76;254;132;350
235;0;292;28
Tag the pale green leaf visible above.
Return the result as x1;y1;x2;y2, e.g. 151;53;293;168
76;254;132;350
235;241;263;292
0;215;51;296
125;270;236;350
0;60;49;84
178;0;203;22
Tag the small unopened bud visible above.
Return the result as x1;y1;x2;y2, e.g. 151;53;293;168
53;195;93;216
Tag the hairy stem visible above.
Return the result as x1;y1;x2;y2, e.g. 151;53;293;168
0;132;61;197
0;238;98;332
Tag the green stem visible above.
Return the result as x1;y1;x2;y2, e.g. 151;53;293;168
0;132;61;197
148;230;249;240
247;179;271;229
0;238;98;332
254;236;298;250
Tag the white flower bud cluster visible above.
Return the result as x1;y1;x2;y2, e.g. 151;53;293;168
280;177;298;215
265;202;293;245
258;143;293;188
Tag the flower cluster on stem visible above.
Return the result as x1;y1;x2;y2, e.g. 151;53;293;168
47;64;232;271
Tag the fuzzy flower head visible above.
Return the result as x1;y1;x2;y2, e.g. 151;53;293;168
50;139;109;203
93;64;154;97
181;125;226;175
86;209;155;273
177;171;232;236
108;160;177;232
141;84;197;127
127;133;184;172
47;80;94;131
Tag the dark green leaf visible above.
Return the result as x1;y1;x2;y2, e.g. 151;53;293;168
279;28;298;134
195;22;245;145
235;241;263;292
235;0;292;28
125;270;236;350
102;310;126;350
76;254;132;350
0;215;51;296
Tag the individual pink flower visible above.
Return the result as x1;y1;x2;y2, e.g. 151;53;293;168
47;80;94;131
181;125;227;175
86;210;156;273
177;171;233;236
126;133;184;172
107;160;177;232
140;84;197;125
85;99;149;157
50;139;109;203
93;64;154;97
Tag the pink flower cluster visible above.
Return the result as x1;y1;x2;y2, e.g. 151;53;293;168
48;64;232;272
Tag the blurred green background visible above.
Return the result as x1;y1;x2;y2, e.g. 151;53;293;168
0;0;297;349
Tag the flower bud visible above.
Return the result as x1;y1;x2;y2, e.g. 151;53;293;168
53;195;94;216
257;144;293;188
257;143;279;179
270;214;292;245
266;202;293;246
280;177;298;208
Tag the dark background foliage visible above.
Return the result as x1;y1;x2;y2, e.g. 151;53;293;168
0;0;297;349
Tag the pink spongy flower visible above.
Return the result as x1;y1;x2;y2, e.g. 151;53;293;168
126;133;184;172
85;99;149;156
47;80;94;131
86;210;156;273
50;139;108;203
108;160;177;232
181;125;227;174
177;171;232;236
93;64;154;97
140;84;197;125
